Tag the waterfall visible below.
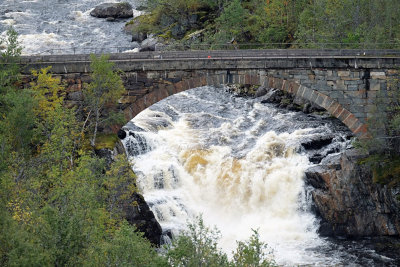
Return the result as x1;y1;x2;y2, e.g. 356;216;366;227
122;86;351;265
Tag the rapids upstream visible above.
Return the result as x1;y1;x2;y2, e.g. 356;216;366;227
0;0;139;55
120;85;394;266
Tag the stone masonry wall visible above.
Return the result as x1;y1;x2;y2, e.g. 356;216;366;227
19;60;398;136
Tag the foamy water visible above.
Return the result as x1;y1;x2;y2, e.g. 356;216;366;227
122;86;354;265
0;0;140;55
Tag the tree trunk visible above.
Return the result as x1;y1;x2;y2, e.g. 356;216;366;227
91;109;100;147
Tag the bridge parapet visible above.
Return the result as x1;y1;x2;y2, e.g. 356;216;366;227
18;50;400;136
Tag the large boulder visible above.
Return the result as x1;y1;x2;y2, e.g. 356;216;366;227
139;37;159;52
90;2;133;19
124;18;147;42
305;149;400;237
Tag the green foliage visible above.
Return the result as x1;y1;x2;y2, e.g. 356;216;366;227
0;27;22;92
232;230;276;267
295;0;400;48
0;32;165;267
83;54;126;147
136;0;400;48
84;222;167;267
166;216;229;266
94;133;119;150
166;217;277;267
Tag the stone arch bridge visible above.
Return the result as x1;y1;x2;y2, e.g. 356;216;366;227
19;49;400;137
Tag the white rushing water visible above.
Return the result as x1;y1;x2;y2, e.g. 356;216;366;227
123;86;352;265
0;0;140;55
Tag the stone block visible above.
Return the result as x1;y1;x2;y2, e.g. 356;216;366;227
344;79;363;85
327;102;340;115
371;71;386;79
332;105;344;118
146;72;161;79
262;76;269;87
302;87;313;101
296;85;306;97
321;96;334;110
338;71;351;77
314;70;325;76
251;75;260;85
288;82;299;95
315;93;327;107
118;95;136;104
343;114;358;128
349;120;363;133
347;85;359;91
351;71;362;78
335;80;346;90
370;80;381;91
354;123;368;135
310;91;319;103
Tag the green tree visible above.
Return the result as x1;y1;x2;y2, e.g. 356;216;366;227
166;216;229;267
83;54;126;147
232;230;276;267
213;0;248;44
84;222;167;267
0;27;22;93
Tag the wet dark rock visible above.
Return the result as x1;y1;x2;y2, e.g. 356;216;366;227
90;2;133;19
260;88;284;104
301;135;334;150
125;132;151;156
255;86;268;97
305;149;400;237
309;153;325;164
124;192;163;246
117;129;127;139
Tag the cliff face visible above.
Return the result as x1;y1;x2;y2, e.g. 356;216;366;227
306;149;400;237
96;142;163;246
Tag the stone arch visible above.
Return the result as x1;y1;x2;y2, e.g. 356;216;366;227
123;73;367;137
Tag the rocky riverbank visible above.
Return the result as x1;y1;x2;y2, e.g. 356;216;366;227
232;83;400;238
306;149;400;237
96;141;163;246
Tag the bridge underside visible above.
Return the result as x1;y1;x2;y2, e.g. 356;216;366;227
122;72;368;137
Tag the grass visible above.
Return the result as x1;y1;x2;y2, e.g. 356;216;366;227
94;133;119;150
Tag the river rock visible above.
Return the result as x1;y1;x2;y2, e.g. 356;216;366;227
117;129;127;140
259;88;283;103
124;192;163;246
255;86;268;97
124;18;147;42
90;2;133;19
305;149;400;237
139;37;159;52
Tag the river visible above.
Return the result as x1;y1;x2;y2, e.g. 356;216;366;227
121;86;396;266
0;0;139;55
1;0;399;265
